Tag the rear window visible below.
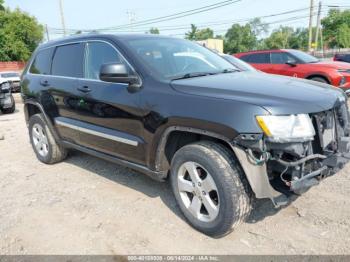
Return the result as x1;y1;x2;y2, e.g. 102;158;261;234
0;73;19;78
240;53;270;64
29;48;54;75
52;43;84;78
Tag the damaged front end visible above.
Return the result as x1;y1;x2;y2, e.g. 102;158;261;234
231;99;350;208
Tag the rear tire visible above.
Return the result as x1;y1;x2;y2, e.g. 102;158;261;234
29;113;68;164
170;141;252;237
1;95;15;114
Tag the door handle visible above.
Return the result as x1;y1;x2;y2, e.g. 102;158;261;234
40;79;49;87
77;86;91;93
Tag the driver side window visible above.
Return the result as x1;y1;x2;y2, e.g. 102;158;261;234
270;52;297;64
84;42;129;80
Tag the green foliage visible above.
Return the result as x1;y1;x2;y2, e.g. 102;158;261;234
322;9;350;48
0;7;43;61
337;24;350;48
185;24;198;40
224;23;257;53
262;26;308;50
149;27;160;34
264;26;294;49
195;28;214;40
0;0;4;11
185;24;213;40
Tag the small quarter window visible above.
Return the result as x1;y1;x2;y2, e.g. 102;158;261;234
30;48;54;75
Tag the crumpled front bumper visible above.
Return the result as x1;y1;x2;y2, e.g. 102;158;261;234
231;102;350;208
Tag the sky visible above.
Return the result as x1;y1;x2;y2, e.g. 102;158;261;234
5;0;350;40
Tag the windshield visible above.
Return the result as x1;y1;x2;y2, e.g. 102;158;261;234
288;50;319;63
126;38;238;79
0;73;19;78
222;55;256;71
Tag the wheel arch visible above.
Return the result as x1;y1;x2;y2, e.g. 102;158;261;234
305;73;331;84
24;100;61;142
154;126;236;173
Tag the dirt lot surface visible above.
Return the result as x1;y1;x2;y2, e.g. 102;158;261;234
0;94;350;255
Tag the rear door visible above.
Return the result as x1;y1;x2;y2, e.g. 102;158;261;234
49;43;86;144
75;40;145;165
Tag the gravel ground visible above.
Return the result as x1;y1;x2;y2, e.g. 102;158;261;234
0;94;350;255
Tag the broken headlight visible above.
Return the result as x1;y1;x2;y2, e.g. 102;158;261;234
256;114;315;143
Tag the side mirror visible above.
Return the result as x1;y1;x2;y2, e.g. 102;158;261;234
286;61;297;67
99;63;141;92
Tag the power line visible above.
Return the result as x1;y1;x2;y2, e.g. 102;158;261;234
95;0;243;31
48;6;315;33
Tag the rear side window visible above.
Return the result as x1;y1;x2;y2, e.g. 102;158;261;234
52;43;84;78
240;53;270;64
30;48;54;75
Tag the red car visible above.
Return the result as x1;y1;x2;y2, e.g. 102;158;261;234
235;49;350;92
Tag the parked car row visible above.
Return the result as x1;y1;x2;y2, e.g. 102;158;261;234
20;34;350;237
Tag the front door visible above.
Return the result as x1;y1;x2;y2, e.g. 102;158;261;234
76;40;146;165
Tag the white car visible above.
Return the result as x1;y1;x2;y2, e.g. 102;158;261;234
0;77;15;114
0;71;21;92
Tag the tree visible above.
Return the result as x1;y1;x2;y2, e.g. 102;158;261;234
337;24;350;48
185;24;198;40
149;27;160;34
0;0;4;11
195;28;214;40
263;26;294;49
224;23;257;53
249;18;269;38
322;9;350;48
0;8;43;61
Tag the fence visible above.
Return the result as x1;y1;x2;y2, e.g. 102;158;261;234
0;61;26;72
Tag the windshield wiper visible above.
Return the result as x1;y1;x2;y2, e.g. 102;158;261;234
221;68;240;73
171;72;216;80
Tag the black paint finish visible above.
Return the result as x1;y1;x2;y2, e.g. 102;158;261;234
21;34;346;174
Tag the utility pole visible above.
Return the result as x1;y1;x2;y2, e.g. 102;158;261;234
59;0;66;36
315;1;322;51
126;10;136;32
308;0;314;51
45;24;50;41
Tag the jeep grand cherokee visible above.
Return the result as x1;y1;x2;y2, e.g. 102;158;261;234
21;34;350;237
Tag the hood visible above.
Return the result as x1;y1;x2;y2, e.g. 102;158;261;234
0;77;8;84
171;72;346;115
311;61;350;70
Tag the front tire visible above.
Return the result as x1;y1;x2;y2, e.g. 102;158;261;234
170;141;252;237
309;76;328;84
29;114;68;164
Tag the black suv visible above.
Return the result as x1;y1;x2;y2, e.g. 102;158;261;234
22;34;350;237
